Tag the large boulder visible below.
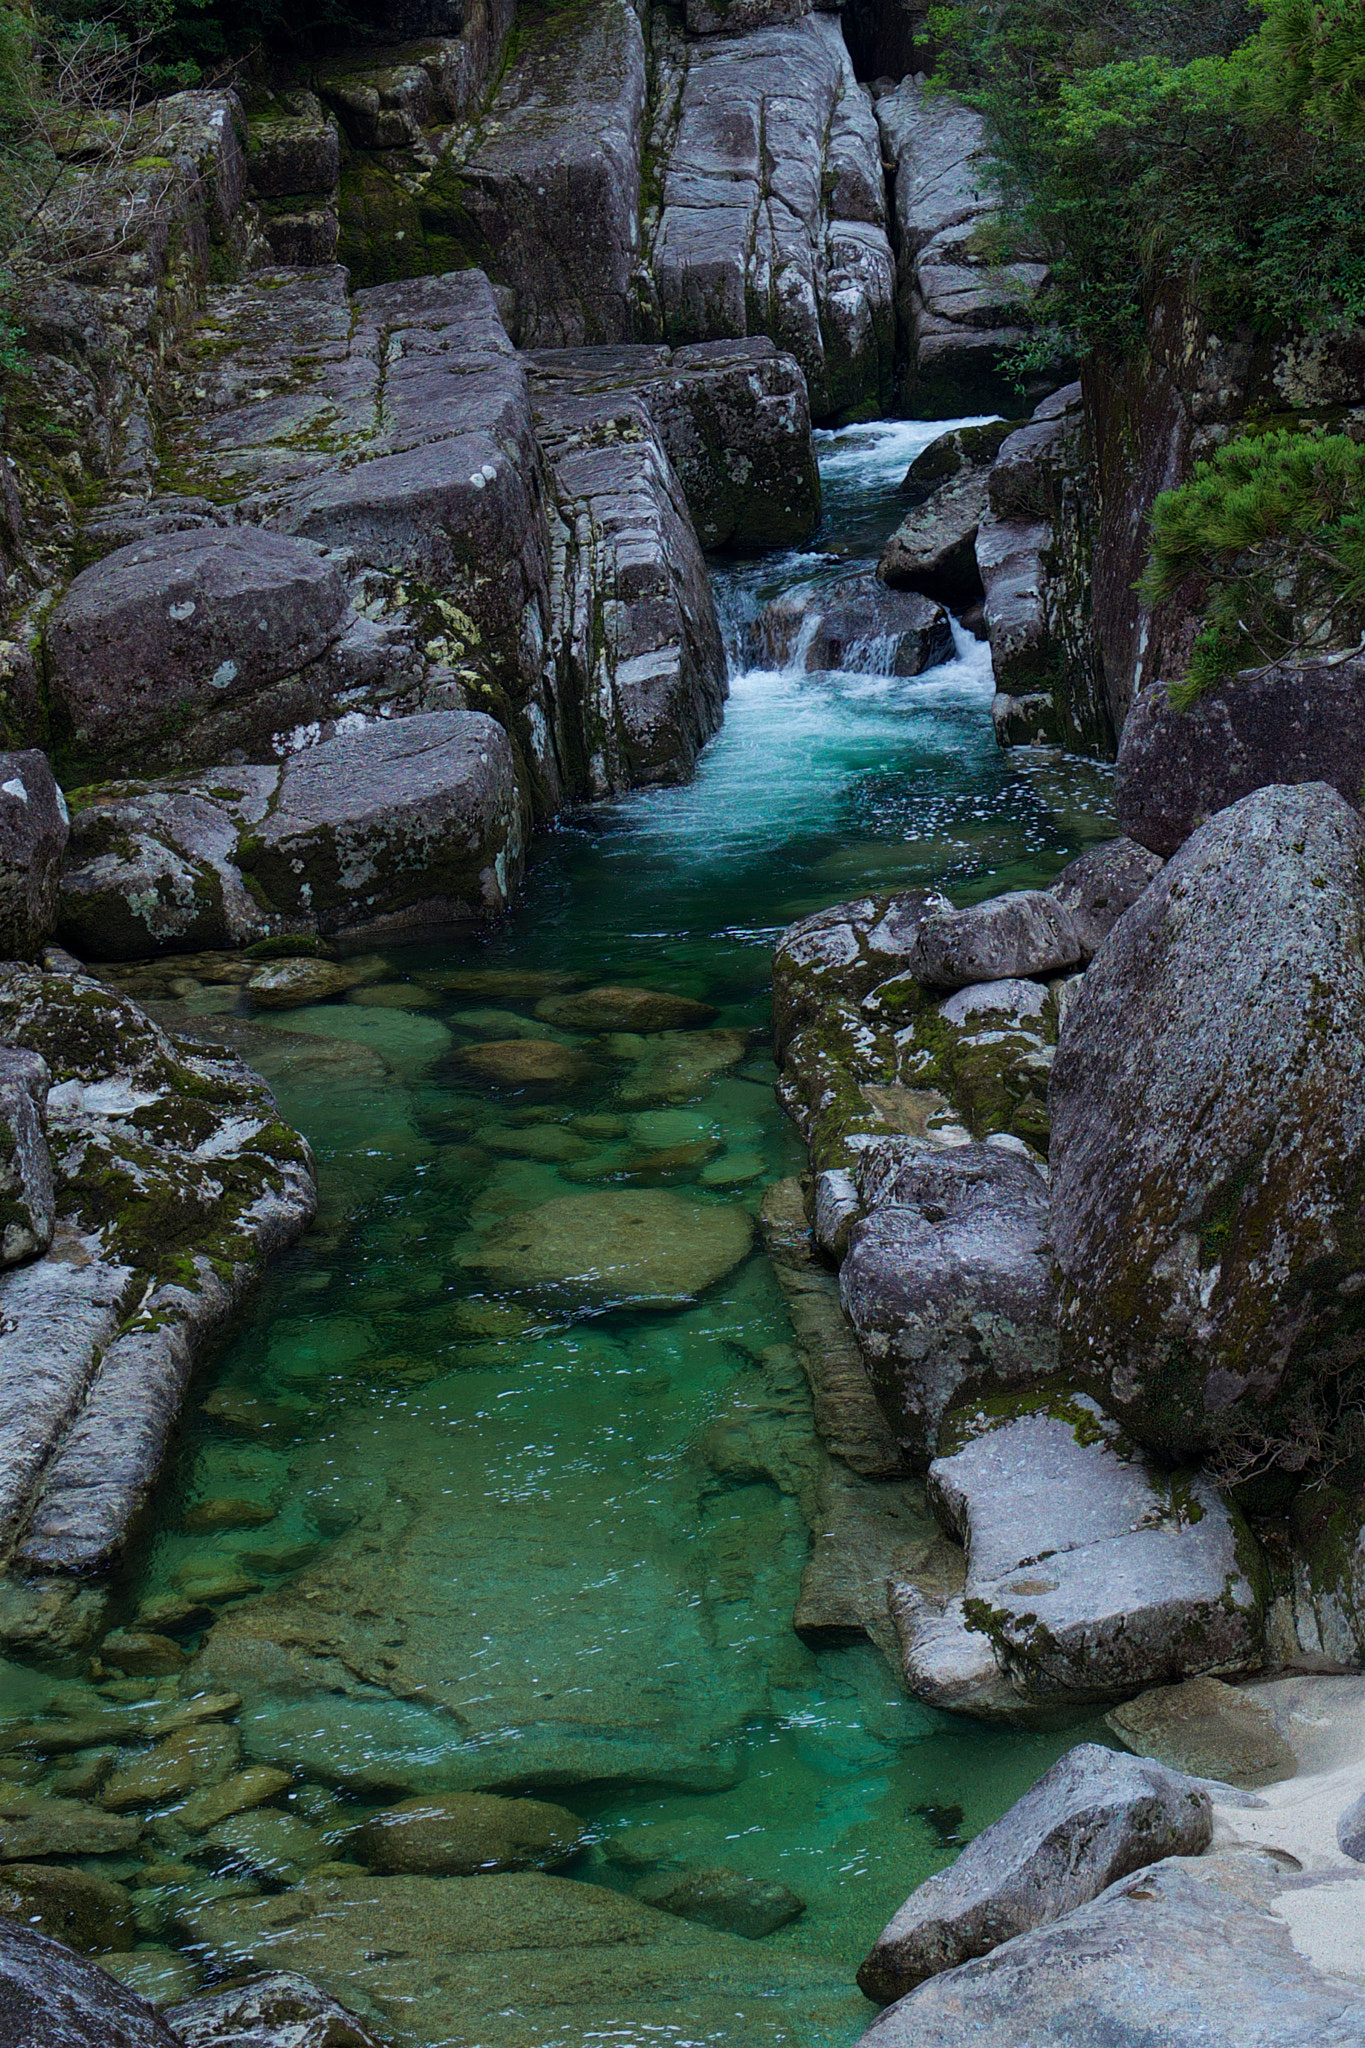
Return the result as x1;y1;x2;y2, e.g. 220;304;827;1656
0;1919;179;2047
1047;837;1163;963
908;892;1082;989
0;749;68;958
854;1850;1365;2048
840;1145;1057;1463
878;466;989;611
772;889;950;1057
1116;659;1365;857
857;1743;1211;2002
896;1404;1263;1714
1050;782;1365;1460
43;529;350;761
758;574;955;676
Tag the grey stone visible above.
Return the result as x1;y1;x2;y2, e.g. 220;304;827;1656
759;574;955;676
651;15;894;420
901;420;1020;505
0;1918;179;2047
0;750;68;960
167;1971;384;2047
908;892;1082;989
44;529;350;761
772;889;950;1056
1050;783;1365;1460
857;1742;1211;2002
526;336;820;550
534;391;726;796
1116;657;1365;857
1105;1676;1299;1790
637;1865;805;1939
814;1166;860;1261
1339;1789;1365;1861
919;1406;1263;1709
1047;837;1163;962
936;979;1049;1029
876;80;1043;415
878;466;988;610
420;0;647;349
853;1851;1365;2048
840;1145;1056;1462
0;1046;54;1266
686;0;812;29
246;94;341;198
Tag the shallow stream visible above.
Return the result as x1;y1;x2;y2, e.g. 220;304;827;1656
10;421;1119;2042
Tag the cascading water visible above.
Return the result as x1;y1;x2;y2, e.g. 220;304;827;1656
9;420;1119;2044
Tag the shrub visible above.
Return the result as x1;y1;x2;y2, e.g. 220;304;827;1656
1140;427;1365;699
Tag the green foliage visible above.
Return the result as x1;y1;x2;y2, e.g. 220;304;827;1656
929;1;1365;356
1140;427;1365;698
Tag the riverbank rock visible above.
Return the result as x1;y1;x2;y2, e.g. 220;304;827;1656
1050;782;1365;1461
1105;1676;1299;1789
895;1403;1263;1713
878;467;989;611
840;1146;1056;1463
0;1047;55;1266
0;965;315;1589
758;575;955;676
858;1743;1211;2002
1047;837;1162;962
876;80;1045;416
419;0;646;348
464;1190;753;1308
908;892;1082;989
0;1918;180;2047
650;13;894;420
535;388;727;794
59;711;527;959
1116;659;1365;857
352;1793;586;1875
0;749;68;958
854;1850;1365;2048
525;337;820;550
772;890;950;1057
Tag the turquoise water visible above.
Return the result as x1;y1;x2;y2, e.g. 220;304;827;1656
12;422;1117;2041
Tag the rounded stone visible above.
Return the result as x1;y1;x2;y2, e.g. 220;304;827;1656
97;1631;188;1678
457;1041;596;1087
246;959;365;1009
353;1793;587;1876
464;1190;754;1306
536;985;720;1033
182;1498;276;1534
0;1863;136;1953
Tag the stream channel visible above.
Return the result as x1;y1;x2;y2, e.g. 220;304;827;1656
14;421;1119;2042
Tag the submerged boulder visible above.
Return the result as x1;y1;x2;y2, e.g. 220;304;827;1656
1050;782;1365;1460
638;1865;806;1939
858;1743;1211;2002
463;1190;753;1307
353;1793;586;1876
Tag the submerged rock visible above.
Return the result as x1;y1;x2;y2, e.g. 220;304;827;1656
457;1041;596;1088
1050;782;1365;1460
858;1743;1211;2002
0;1863;136;1954
638;1865;806;1939
536;986;718;1033
353;1793;586;1875
0;1791;140;1860
464;1190;753;1308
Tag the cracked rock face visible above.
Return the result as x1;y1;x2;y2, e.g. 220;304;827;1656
1050;781;1365;1462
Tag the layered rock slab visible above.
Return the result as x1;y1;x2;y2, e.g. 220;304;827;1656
858;1742;1211;2001
650;14;894;419
895;1405;1263;1715
1050;782;1365;1460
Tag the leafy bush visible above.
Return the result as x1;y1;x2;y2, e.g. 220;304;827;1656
928;1;1365;356
1140;427;1365;699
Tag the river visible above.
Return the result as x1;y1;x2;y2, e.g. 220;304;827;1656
28;420;1117;2039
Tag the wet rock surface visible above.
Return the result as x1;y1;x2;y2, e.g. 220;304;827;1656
166;1970;386;2047
352;1792;586;1875
858;1742;1211;2001
1050;783;1365;1460
464;1189;754;1308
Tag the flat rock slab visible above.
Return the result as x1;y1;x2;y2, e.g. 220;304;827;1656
858;1741;1211;2001
903;1405;1262;1710
463;1190;753;1307
1050;782;1365;1460
856;1850;1365;2048
1106;1675;1300;1789
1116;659;1365;856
